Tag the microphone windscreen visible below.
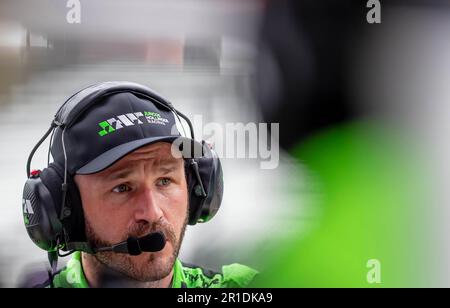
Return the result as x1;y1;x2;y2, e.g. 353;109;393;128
138;232;166;252
126;237;141;256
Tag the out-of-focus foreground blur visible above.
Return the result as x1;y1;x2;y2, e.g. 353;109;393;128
0;0;450;287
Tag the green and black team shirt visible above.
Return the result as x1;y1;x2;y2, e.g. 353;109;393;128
43;251;257;288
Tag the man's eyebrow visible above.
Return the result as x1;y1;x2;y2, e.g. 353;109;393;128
158;160;181;174
106;169;134;181
104;159;181;180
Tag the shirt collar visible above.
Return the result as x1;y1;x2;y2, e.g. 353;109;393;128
57;251;184;288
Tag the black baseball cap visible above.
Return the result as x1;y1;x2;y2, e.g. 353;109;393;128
51;85;202;175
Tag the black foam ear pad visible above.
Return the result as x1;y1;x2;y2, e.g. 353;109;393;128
187;144;224;225
64;177;86;243
22;165;64;251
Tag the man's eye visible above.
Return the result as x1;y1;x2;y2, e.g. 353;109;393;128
112;184;131;193
157;178;171;186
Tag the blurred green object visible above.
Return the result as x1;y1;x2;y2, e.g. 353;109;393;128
251;121;431;287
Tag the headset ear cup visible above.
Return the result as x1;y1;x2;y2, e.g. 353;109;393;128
41;163;86;244
22;165;64;251
187;145;224;225
22;164;86;251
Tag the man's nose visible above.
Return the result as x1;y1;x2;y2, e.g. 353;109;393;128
133;187;164;223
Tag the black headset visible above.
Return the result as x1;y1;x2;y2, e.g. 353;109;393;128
22;81;224;258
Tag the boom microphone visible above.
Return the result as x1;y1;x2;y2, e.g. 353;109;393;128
94;232;166;256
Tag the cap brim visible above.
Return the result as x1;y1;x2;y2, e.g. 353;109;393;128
76;136;204;175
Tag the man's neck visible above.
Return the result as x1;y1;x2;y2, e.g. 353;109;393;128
81;252;173;288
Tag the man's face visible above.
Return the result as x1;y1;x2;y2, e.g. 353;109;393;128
75;142;188;282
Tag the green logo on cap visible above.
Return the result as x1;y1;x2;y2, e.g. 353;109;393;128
97;111;169;137
144;111;161;119
98;121;116;137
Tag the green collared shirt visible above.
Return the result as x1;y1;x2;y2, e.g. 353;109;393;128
50;251;257;288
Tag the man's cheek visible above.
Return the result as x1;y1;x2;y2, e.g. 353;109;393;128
91;220;122;244
93;210;128;239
